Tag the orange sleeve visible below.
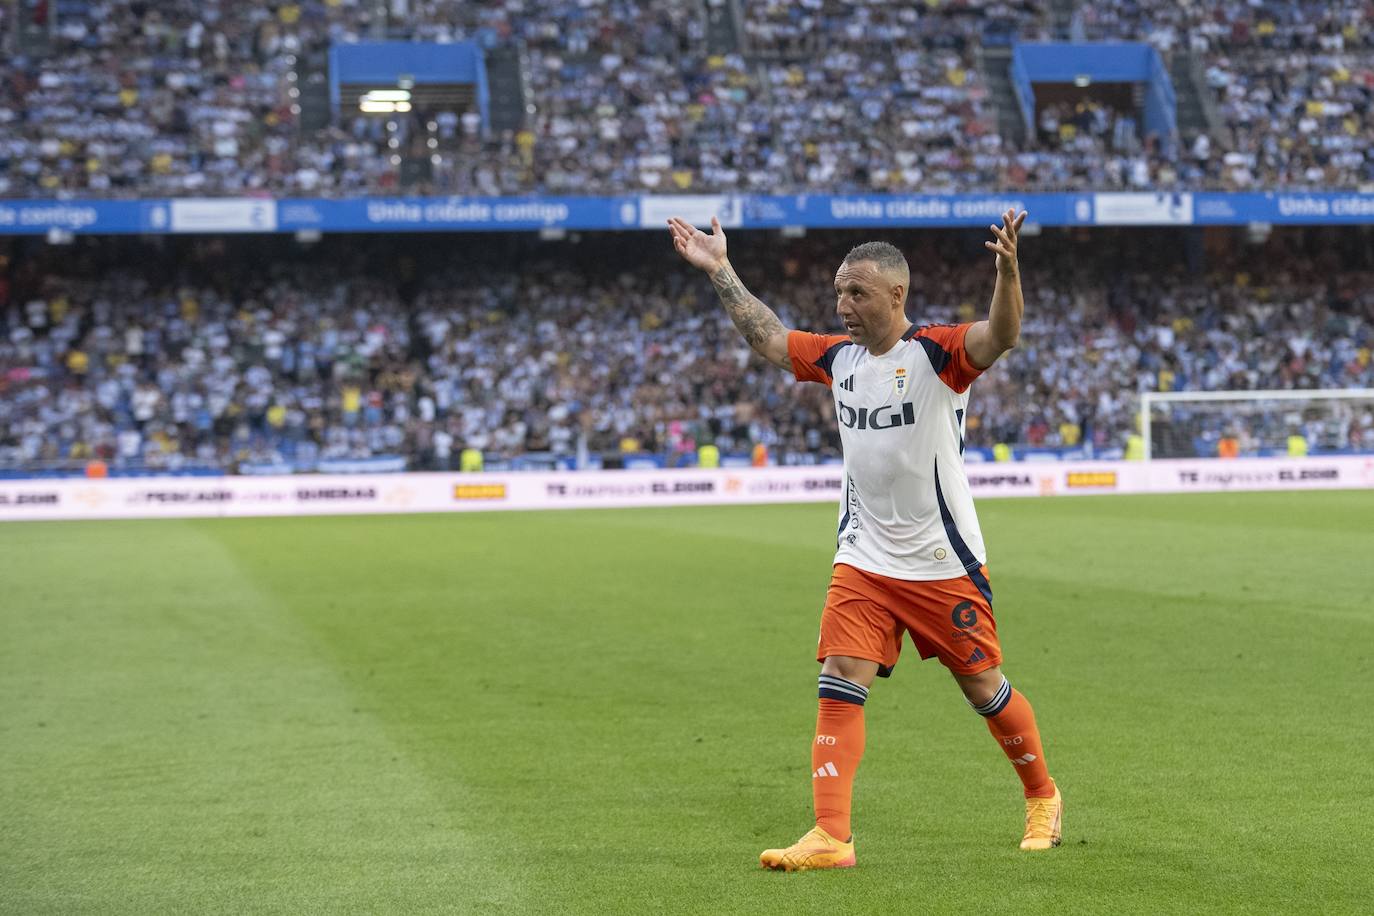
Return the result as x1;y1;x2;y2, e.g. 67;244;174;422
787;331;852;386
913;323;983;393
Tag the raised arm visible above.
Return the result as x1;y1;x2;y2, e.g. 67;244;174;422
965;208;1027;370
668;216;792;371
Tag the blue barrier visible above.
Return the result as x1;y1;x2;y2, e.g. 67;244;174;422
1010;50;1035;137
1144;48;1178;153
276;196;640;231
3;191;1374;236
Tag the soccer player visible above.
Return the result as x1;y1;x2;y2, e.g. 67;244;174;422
667;210;1062;870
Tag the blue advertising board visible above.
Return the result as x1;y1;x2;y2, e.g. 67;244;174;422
2;191;1373;236
275;197;642;232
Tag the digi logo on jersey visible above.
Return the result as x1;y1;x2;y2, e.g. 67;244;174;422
836;401;917;430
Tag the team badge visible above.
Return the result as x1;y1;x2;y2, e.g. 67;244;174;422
893;367;907;396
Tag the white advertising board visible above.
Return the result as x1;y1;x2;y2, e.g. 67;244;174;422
636;194;743;229
1093;192;1194;225
169;198;277;232
2;457;1372;522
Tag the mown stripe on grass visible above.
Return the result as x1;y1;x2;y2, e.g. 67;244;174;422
0;520;521;915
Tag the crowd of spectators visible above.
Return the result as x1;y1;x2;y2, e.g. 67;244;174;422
1073;0;1371;54
1038;101;1136;155
742;0;1047;57
1;228;1371;474
1075;0;1374;189
1;2;297;197
1;0;1370;197
1019;98;1162;188
1203;48;1374;189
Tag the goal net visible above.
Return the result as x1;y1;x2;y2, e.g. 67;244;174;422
1140;389;1374;459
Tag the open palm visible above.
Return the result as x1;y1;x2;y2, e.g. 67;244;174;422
668;216;727;272
985;208;1027;273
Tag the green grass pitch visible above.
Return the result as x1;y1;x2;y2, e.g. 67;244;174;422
2;491;1372;915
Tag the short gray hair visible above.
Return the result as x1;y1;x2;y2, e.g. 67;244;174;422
842;241;908;275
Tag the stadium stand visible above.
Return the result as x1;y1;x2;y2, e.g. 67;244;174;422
1073;1;1374;189
2;3;1372;475
2;227;1371;474
1;0;1370;196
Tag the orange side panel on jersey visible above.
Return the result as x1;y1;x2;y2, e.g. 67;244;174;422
914;323;983;393
788;331;851;386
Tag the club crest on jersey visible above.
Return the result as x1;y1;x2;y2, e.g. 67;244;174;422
893;367;907;396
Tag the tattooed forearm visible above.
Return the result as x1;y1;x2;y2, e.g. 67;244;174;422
710;261;785;350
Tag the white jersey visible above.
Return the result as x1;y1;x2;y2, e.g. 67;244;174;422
788;323;988;584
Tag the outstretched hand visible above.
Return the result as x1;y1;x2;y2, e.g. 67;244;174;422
668;216;728;273
985;209;1028;274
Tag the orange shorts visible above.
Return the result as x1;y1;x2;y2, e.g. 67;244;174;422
817;563;1001;676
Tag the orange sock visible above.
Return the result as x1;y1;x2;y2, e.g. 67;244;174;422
813;675;868;840
973;677;1054;798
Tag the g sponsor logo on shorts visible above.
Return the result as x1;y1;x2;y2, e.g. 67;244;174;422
951;600;978;629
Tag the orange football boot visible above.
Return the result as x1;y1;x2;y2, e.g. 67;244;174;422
760;826;856;871
1020;780;1063;850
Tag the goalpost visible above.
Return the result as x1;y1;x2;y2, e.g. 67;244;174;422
1139;389;1374;460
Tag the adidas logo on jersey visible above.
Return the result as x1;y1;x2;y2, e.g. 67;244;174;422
813;761;840;779
838;375;855;392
